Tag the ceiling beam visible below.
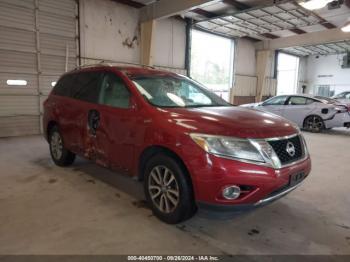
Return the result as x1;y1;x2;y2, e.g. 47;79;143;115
192;8;217;18
222;0;250;10
110;0;145;8
256;28;350;50
261;33;279;39
140;0;219;22
289;28;307;34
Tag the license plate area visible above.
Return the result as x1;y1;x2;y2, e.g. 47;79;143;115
289;172;305;187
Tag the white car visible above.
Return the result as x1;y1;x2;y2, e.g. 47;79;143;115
241;95;350;132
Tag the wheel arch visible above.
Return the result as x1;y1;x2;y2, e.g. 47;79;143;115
138;145;191;183
303;114;324;127
46;120;58;141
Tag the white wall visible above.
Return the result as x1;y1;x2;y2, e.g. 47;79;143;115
234;38;256;76
79;0;186;70
79;0;141;64
297;56;307;94
153;18;186;69
306;54;350;95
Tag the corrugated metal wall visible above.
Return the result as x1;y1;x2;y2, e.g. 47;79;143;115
232;75;277;105
0;0;78;137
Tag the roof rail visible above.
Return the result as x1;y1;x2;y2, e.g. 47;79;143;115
74;60;156;70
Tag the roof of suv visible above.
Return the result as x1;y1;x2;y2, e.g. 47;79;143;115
73;64;181;78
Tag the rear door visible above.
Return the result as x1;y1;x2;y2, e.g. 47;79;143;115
67;71;104;157
282;96;316;126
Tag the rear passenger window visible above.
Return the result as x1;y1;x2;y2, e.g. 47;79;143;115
52;74;77;97
306;98;316;104
73;72;102;103
288;96;307;105
98;73;130;109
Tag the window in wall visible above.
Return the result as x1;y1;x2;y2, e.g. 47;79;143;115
277;53;300;95
316;85;332;97
190;30;234;102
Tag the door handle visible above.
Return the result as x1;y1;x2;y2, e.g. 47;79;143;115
88;109;100;135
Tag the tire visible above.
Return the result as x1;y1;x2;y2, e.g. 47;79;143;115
303;115;325;133
144;154;196;224
49;126;76;166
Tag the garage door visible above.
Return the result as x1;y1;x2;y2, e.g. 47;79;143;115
0;0;78;137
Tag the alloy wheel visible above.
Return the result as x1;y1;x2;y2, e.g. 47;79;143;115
148;165;180;213
305;116;323;132
50;131;63;160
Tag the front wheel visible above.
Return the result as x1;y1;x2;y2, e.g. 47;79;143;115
49;126;76;166
144;154;196;224
303;115;325;133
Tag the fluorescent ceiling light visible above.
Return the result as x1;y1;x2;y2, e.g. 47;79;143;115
6;80;27;86
341;20;350;33
299;0;333;10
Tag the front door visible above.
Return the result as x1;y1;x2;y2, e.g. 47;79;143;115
85;71;138;172
282;96;316;127
260;95;288;117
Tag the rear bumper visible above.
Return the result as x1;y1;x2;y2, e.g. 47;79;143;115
324;112;350;128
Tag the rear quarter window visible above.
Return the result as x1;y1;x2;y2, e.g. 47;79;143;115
51;72;102;104
52;74;77;97
72;72;102;103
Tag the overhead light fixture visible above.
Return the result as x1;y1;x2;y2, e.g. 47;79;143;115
341;19;350;32
6;79;27;86
299;0;333;10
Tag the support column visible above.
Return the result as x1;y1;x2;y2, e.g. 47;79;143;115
256;50;273;102
141;20;156;66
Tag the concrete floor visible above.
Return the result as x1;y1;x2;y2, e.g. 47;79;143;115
0;130;349;255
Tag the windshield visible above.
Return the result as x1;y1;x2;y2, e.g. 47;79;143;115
131;75;231;108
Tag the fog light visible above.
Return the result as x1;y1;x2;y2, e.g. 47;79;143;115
222;185;241;200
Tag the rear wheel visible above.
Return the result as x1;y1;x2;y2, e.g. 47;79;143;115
303;115;325;133
49;126;75;166
144;154;196;224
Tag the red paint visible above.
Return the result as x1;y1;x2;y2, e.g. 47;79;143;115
43;66;311;206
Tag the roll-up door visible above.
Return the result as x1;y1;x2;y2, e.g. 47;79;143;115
0;0;79;137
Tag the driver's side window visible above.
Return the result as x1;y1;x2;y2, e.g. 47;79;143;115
262;96;287;106
98;73;130;109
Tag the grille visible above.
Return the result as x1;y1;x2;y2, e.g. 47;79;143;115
268;135;303;165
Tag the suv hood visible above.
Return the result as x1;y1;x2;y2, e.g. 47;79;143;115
158;106;298;139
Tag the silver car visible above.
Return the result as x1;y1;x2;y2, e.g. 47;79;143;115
241;95;350;132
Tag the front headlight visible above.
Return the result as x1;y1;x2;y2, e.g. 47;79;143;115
190;133;281;168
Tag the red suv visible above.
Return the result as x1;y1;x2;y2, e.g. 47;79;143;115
43;64;311;223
